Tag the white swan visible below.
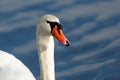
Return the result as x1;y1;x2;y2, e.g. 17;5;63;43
0;14;70;80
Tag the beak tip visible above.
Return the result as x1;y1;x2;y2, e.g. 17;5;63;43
65;40;71;46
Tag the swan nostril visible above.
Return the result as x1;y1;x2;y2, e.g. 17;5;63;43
65;40;70;46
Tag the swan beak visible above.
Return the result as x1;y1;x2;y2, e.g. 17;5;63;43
51;25;70;46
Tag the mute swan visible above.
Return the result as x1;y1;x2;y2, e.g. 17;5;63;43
0;14;70;80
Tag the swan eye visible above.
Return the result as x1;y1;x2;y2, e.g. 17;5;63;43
46;20;63;30
46;20;51;24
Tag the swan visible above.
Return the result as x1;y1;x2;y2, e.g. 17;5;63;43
0;14;70;80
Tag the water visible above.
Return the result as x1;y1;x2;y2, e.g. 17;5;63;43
0;0;120;80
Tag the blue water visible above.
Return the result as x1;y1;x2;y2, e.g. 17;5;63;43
0;0;120;80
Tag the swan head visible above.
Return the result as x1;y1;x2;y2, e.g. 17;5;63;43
37;14;70;46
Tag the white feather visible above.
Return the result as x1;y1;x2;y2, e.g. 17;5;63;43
0;50;36;80
0;14;65;80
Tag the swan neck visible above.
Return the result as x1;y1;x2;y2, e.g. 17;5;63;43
37;34;55;80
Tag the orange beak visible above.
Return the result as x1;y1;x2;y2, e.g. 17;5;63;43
51;25;70;46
